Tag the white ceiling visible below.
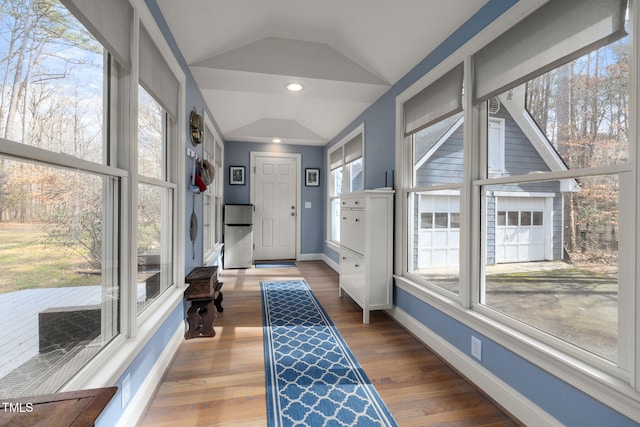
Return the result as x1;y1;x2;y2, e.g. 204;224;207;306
156;0;488;146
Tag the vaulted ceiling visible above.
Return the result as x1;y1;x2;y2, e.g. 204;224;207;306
156;0;488;145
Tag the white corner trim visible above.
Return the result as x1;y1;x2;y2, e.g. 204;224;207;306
116;323;184;427
322;254;340;273
386;306;562;427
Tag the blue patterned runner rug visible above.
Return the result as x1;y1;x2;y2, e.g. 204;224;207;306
261;279;398;427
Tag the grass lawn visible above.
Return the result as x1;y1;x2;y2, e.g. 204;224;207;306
0;222;101;293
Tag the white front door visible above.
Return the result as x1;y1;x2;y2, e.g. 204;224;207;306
251;153;299;260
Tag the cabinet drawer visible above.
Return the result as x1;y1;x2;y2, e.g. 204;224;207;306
340;209;365;254
341;197;365;209
340;248;365;302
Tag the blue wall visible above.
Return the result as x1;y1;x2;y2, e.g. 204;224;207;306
224;141;325;256
321;0;637;425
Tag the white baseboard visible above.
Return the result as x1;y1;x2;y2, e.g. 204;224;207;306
297;253;323;261
386;306;562;427
116;323;184;427
322;253;339;273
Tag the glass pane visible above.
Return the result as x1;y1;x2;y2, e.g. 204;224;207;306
409;191;460;294
331;198;341;242
521;211;532;226
533;211;543;226
137;183;173;313
434;213;448;228
420;212;433;229
138;86;165;180
0;158;119;396
0;2;105;163
450;213;460;229
348;158;363;192
525;33;629;170
412;111;464;187
483;176;618;361
487;117;504;174
332;167;343;196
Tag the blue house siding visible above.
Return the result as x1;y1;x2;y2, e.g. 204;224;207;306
415;125;464;187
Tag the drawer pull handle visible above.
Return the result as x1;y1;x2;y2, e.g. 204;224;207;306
342;217;347;220
342;256;347;260
354;264;360;268
355;218;360;222
354;201;359;204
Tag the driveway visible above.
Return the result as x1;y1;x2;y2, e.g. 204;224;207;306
416;261;618;361
486;261;617;361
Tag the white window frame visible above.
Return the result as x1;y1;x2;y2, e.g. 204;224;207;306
203;113;224;265
394;0;640;423
61;0;187;391
326;123;365;251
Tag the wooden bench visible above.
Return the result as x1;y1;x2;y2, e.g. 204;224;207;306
184;266;223;339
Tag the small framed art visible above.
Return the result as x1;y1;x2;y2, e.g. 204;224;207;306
229;166;245;185
305;168;320;187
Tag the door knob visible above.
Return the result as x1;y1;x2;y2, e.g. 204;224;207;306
291;205;295;209
291;212;295;216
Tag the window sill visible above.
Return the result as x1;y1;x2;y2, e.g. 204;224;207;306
60;285;183;391
204;243;224;267
326;240;340;253
393;274;640;424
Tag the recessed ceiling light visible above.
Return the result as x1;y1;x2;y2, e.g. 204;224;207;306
272;138;282;143
286;82;303;92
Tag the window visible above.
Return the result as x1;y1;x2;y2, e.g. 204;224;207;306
327;127;363;245
397;0;638;419
0;0;184;397
136;22;180;317
487;118;505;174
405;64;464;294
203;118;224;264
480;21;629;364
0;0;121;396
136;87;174;314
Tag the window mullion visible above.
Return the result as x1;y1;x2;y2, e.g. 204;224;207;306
461;57;480;309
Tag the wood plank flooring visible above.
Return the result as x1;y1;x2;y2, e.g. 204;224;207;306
139;261;519;426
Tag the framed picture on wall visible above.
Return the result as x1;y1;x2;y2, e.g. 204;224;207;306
305;168;320;187
229;166;245;185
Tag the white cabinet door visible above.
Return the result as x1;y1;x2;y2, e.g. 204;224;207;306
340;208;365;255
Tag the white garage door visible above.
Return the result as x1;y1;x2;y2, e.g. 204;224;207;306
418;195;460;268
495;196;546;263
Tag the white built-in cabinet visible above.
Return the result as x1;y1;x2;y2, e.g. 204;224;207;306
339;189;394;323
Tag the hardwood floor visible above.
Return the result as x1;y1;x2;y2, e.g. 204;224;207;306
139;261;519;426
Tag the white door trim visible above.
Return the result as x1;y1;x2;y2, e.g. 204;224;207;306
250;151;301;260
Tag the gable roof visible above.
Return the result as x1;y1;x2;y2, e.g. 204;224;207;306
413;112;464;166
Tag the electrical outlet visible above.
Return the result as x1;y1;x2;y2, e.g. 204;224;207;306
121;373;131;409
471;336;482;361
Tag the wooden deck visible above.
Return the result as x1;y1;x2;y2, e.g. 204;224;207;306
0;282;147;390
0;286;102;379
140;261;520;426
